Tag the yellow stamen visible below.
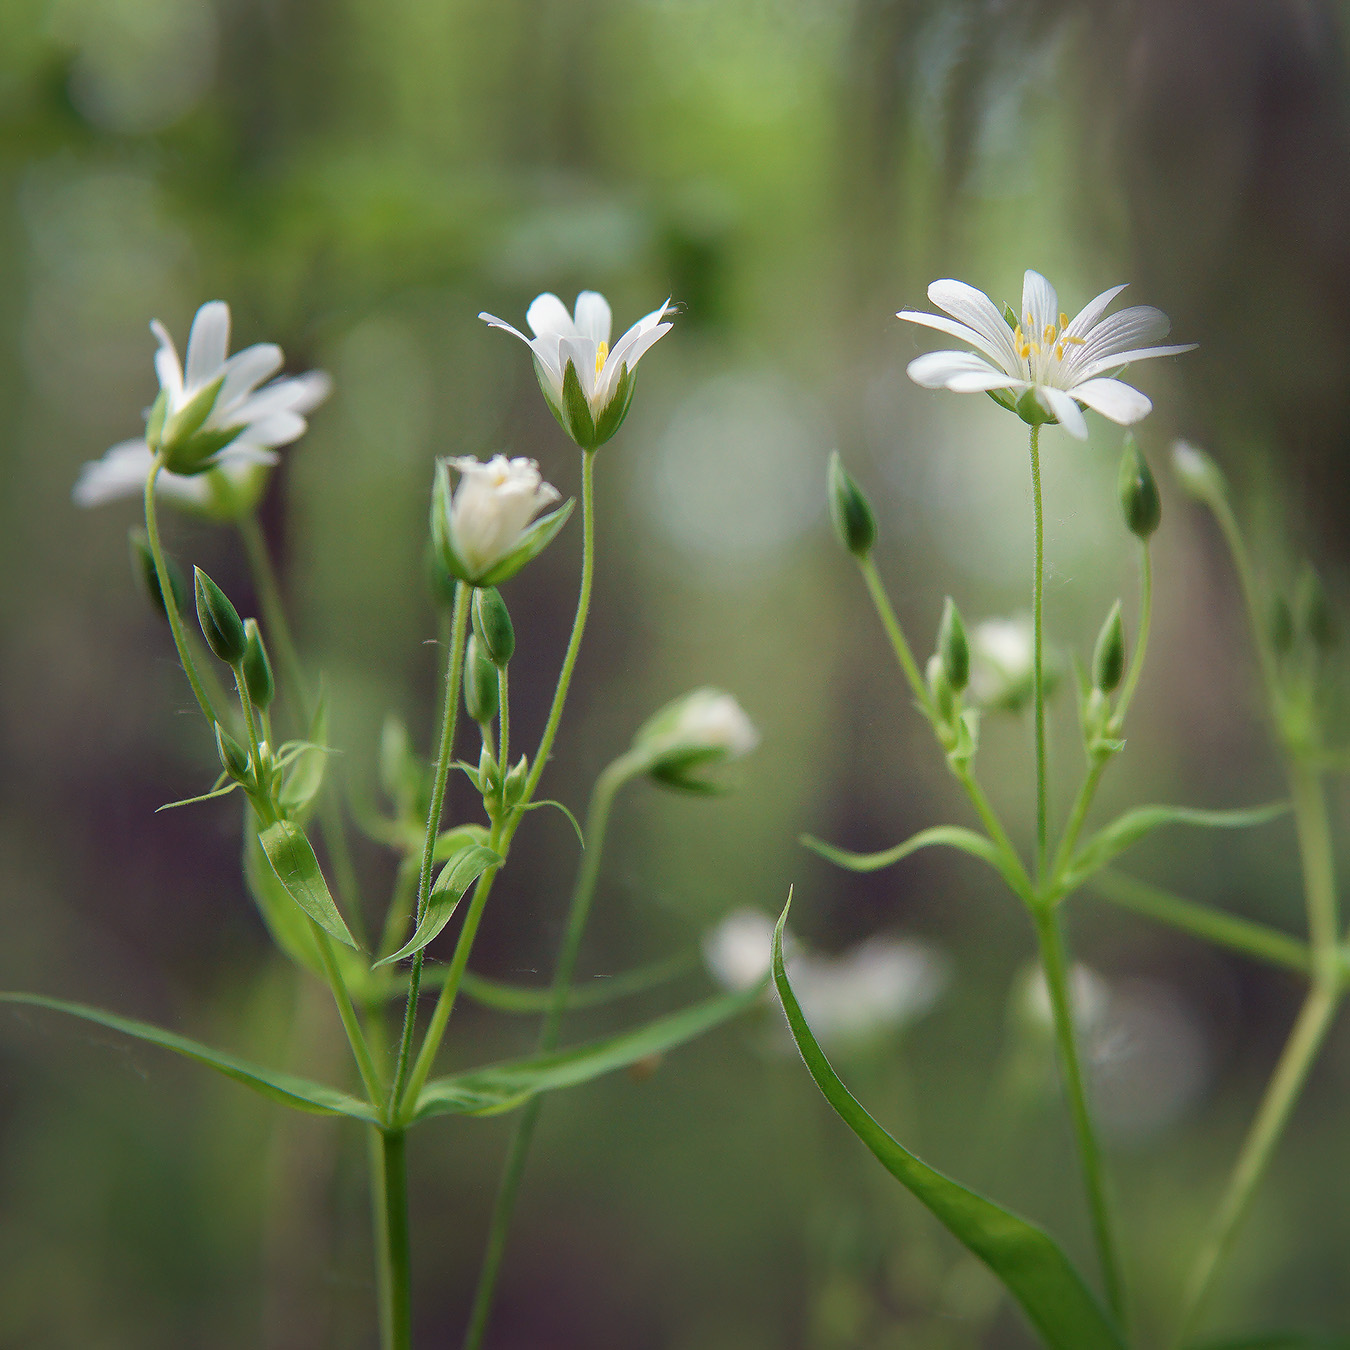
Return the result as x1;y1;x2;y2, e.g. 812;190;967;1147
1056;343;1066;361
1018;343;1032;360
1029;341;1042;356
1024;312;1033;330
595;341;609;376
1064;334;1086;346
1059;311;1069;330
1043;323;1056;344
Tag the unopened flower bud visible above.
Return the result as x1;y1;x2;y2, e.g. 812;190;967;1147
194;567;248;665
1092;601;1126;694
463;635;499;725
633;688;758;793
926;653;955;723
1269;595;1295;658
827;452;877;558
502;754;529;806
1117;435;1161;539
472;587;515;666
129;529;189;622
1171;440;1226;504
241;619;275;709
214;722;251;781
938;596;969;693
1296;565;1337;652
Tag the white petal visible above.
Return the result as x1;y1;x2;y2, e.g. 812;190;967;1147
215;343;284;417
185;301;231;391
526;293;577;340
479;312;534;345
1070;378;1152;425
1075;343;1197;383
528;337;566;401
906;351;1023;391
634;298;673;333
572;291;612;346
151;320;183;403
1037;385;1088;440
600;319;672;398
898;308;1018;376
284;370;333;414
213;442;280;468
1064;284;1128;338
72;440;155;507
239;410;307;446
1021;271;1059;339
925;279;1022;371
1073;303;1170;364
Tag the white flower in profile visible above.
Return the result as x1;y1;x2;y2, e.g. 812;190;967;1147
73;300;331;508
479;291;673;448
431;454;571;587
897;271;1195;440
633;687;758;792
702;909;780;992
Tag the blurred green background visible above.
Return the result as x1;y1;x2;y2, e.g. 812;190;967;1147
4;0;1350;1346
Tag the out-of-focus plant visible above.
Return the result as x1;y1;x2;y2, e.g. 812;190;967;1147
5;292;763;1350
782;270;1346;1349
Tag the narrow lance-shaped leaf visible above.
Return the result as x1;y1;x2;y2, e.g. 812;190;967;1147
0;992;378;1122
802;824;1024;894
771;894;1126;1350
374;843;501;967
453;953;696;1013
411;982;763;1120
258;819;358;948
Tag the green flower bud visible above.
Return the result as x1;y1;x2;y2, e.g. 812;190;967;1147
241;619;275;709
463;634;499;725
1092;601;1126;694
214;722;251;781
194;567;248;665
129;530;190;623
1117;435;1161;538
827;452;877;558
1296;565;1338;652
926;653;955;723
631;688;758;794
502;754;529;807
1171;440;1226;504
1269;595;1295;658
472;586;515;666
938;596;969;692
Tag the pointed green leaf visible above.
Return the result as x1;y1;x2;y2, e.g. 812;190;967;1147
157;781;241;811
802;824;1022;892
770;896;1125;1350
561;358;598;448
258;819;357;948
477;498;576;587
411;983;762;1120
374;843;501;967
518;797;585;847
244;827;327;978
456;953;695;1013
0;992;377;1121
1066;801;1289;890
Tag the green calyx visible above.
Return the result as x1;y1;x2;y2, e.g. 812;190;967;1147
153;376;246;476
538;357;635;451
1092;601;1126;694
194;567;248;665
827;451;877;557
472;586;515;666
1117;435;1161;538
463;635;499;726
242;619;275;709
938;596;970;693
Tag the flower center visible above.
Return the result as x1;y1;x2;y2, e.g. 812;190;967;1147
594;341;608;377
1011;310;1086;375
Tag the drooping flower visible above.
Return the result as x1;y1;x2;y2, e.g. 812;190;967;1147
897;271;1195;440
479;291;673;449
73;301;331;508
430;454;571;588
967;615;1063;713
632;687;759;792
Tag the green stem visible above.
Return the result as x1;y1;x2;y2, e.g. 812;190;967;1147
1029;424;1049;881
857;555;933;714
369;1128;395;1350
143;458;220;725
496;665;510;814
1174;980;1340;1344
461;750;645;1350
1051;758;1107;891
1290;760;1339;973
1210;496;1282;718
388;582;471;1117
312;920;383;1104
949;762;1033;902
377;1128;412;1350
1087;872;1313;976
1032;904;1127;1327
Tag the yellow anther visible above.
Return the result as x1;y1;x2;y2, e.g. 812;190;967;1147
1065;334;1086;346
1018;343;1031;360
1056;343;1066;361
1029;341;1042;356
1043;323;1056;344
595;341;609;376
1024;312;1033;329
1059;311;1069;330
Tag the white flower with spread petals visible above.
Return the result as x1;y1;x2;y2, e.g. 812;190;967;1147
73;300;331;509
897;271;1195;440
431;454;571;588
479;291;673;449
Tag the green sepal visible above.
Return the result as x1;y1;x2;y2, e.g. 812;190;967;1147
1092;600;1126;694
947;706;980;768
278;691;330;819
1117;435;1161;538
649;746;734;795
938;596;970;692
194;567;248;665
215;722;251;781
373;843;501;967
257;819;358;947
560;358;598;449
771;896;1126;1350
0;991;377;1121
1014;387;1059;428
533;357;572;436
159;376;233;474
827;451;877;557
501;754;529;809
241;619;275;709
144;388;168;451
987;389;1019;413
475;498;575;587
472;586;515;666
592;363;636;446
129;529;190;623
1002;302;1020;330
463;634;499;725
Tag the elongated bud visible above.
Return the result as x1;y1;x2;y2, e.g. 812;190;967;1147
214;722;251;781
827;452;877;558
472;586;515;666
1269;595;1295;657
1117;436;1161;538
129;529;189;622
938;597;969;692
241;619;275;709
463;635;499;725
1296;565;1337;651
926;653;955;723
1171;440;1226;503
503;754;529;807
1092;601;1126;694
194;567;248;665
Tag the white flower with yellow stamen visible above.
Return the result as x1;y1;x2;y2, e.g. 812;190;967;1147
479;291;673;449
897;271;1195;440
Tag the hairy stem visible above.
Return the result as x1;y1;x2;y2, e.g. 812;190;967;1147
1029;424;1049;880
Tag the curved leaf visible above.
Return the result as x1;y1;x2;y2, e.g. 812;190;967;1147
258;819;357;948
0;992;377;1122
411;983;762;1120
802;824;1020;890
456;953;695;1013
374;843;501;967
771;894;1125;1350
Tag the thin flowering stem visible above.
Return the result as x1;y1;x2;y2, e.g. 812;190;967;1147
311;920;383;1105
1029;424;1049;881
857;556;933;716
388;582;471;1118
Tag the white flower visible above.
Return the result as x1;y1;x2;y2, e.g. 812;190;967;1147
897;271;1195;440
1017;961;1111;1040
633;687;758;791
479;291;673;448
432;454;567;586
968;616;1036;711
702;909;779;992
664;688;760;758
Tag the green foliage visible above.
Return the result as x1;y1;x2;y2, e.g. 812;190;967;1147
257;819;358;948
375;843;501;967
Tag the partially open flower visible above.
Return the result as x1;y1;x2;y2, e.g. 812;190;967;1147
73;300;330;507
967;616;1062;712
430;454;571;588
633;687;758;793
480;291;673;449
897;271;1194;440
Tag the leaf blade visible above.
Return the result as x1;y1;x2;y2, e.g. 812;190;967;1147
258;819;358;948
374;843;501;967
802;824;1023;891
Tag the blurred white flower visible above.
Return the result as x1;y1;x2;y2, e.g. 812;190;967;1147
702;909;779;991
480;291;672;448
432;454;566;586
633;687;758;792
897;271;1194;440
73;441;269;519
1017;960;1111;1040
